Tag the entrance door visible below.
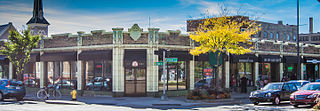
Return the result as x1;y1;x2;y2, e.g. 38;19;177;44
125;68;146;96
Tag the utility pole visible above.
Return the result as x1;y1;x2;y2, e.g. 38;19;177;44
297;0;301;79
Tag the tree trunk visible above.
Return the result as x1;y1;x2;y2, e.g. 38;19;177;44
215;53;221;91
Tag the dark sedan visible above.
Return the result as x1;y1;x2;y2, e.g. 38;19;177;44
0;79;26;101
250;82;298;105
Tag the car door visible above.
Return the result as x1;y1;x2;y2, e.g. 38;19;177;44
281;83;291;100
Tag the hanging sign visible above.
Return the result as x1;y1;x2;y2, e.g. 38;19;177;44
132;61;138;67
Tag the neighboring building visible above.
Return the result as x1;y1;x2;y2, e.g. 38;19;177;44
0;22;17;79
300;17;320;45
187;16;298;42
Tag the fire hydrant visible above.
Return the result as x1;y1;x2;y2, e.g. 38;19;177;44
70;90;77;101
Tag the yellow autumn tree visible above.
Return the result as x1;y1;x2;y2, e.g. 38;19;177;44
189;16;261;90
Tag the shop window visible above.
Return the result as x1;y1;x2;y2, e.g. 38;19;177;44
85;60;112;91
192;61;213;89
293;35;296;41
287;34;290;40
270;32;273;39
159;61;187;91
276;33;279;40
237;63;253;87
259;63;271;84
23;62;40;87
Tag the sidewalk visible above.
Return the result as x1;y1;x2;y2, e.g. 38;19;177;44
24;92;250;109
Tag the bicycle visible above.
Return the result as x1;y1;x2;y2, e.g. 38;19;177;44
36;85;62;100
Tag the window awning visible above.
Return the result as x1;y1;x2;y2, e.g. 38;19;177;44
79;50;112;60
155;50;193;61
259;55;282;63
304;57;320;64
283;56;302;64
231;54;258;63
40;52;77;61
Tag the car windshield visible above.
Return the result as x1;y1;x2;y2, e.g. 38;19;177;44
300;84;320;90
262;83;283;90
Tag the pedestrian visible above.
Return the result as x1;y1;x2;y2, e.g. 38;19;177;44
240;75;248;93
231;74;236;92
281;75;287;82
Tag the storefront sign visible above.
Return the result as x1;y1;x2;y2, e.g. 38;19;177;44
306;59;320;64
132;61;138;67
239;59;254;63
263;58;281;63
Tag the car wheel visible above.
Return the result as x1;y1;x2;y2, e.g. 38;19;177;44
16;96;24;101
0;92;3;101
253;102;259;105
273;96;280;105
293;104;299;108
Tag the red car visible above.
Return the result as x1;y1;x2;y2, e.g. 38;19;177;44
290;82;320;108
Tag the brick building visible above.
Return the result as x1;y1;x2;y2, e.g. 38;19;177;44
9;0;320;97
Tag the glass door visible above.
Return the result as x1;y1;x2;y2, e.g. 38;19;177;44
125;68;146;96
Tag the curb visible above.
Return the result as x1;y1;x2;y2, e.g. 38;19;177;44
45;100;85;105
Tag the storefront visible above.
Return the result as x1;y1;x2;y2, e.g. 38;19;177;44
303;57;320;81
283;56;300;80
157;50;190;91
259;55;281;83
79;50;112;92
230;54;258;92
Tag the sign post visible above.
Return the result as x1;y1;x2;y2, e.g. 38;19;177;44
161;50;168;101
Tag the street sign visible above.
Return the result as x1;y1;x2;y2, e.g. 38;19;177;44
155;62;163;66
166;58;178;62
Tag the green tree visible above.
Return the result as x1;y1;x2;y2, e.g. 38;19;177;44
1;30;40;81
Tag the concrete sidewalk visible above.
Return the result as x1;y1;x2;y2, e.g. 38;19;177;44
24;92;249;109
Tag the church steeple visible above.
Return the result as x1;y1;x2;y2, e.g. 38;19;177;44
27;0;49;37
27;0;50;25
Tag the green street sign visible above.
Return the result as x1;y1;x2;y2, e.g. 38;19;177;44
155;62;163;66
166;58;178;62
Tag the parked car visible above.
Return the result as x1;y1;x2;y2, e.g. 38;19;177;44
0;79;26;101
23;79;38;86
249;82;298;105
288;80;310;89
86;77;111;91
194;78;212;89
290;82;320;108
315;79;320;82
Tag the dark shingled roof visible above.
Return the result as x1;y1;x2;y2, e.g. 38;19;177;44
27;0;50;25
0;24;10;36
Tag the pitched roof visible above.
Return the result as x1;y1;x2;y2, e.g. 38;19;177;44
26;0;50;25
0;23;10;37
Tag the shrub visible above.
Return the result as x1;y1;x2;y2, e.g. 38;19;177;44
208;94;216;99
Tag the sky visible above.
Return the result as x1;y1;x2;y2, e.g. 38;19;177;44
0;0;319;36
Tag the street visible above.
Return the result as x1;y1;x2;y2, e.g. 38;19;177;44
0;99;314;111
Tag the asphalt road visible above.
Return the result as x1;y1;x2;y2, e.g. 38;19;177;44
0;99;315;111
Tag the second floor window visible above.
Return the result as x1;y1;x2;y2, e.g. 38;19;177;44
264;32;268;38
287;35;290;40
276;33;279;40
270;32;273;39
